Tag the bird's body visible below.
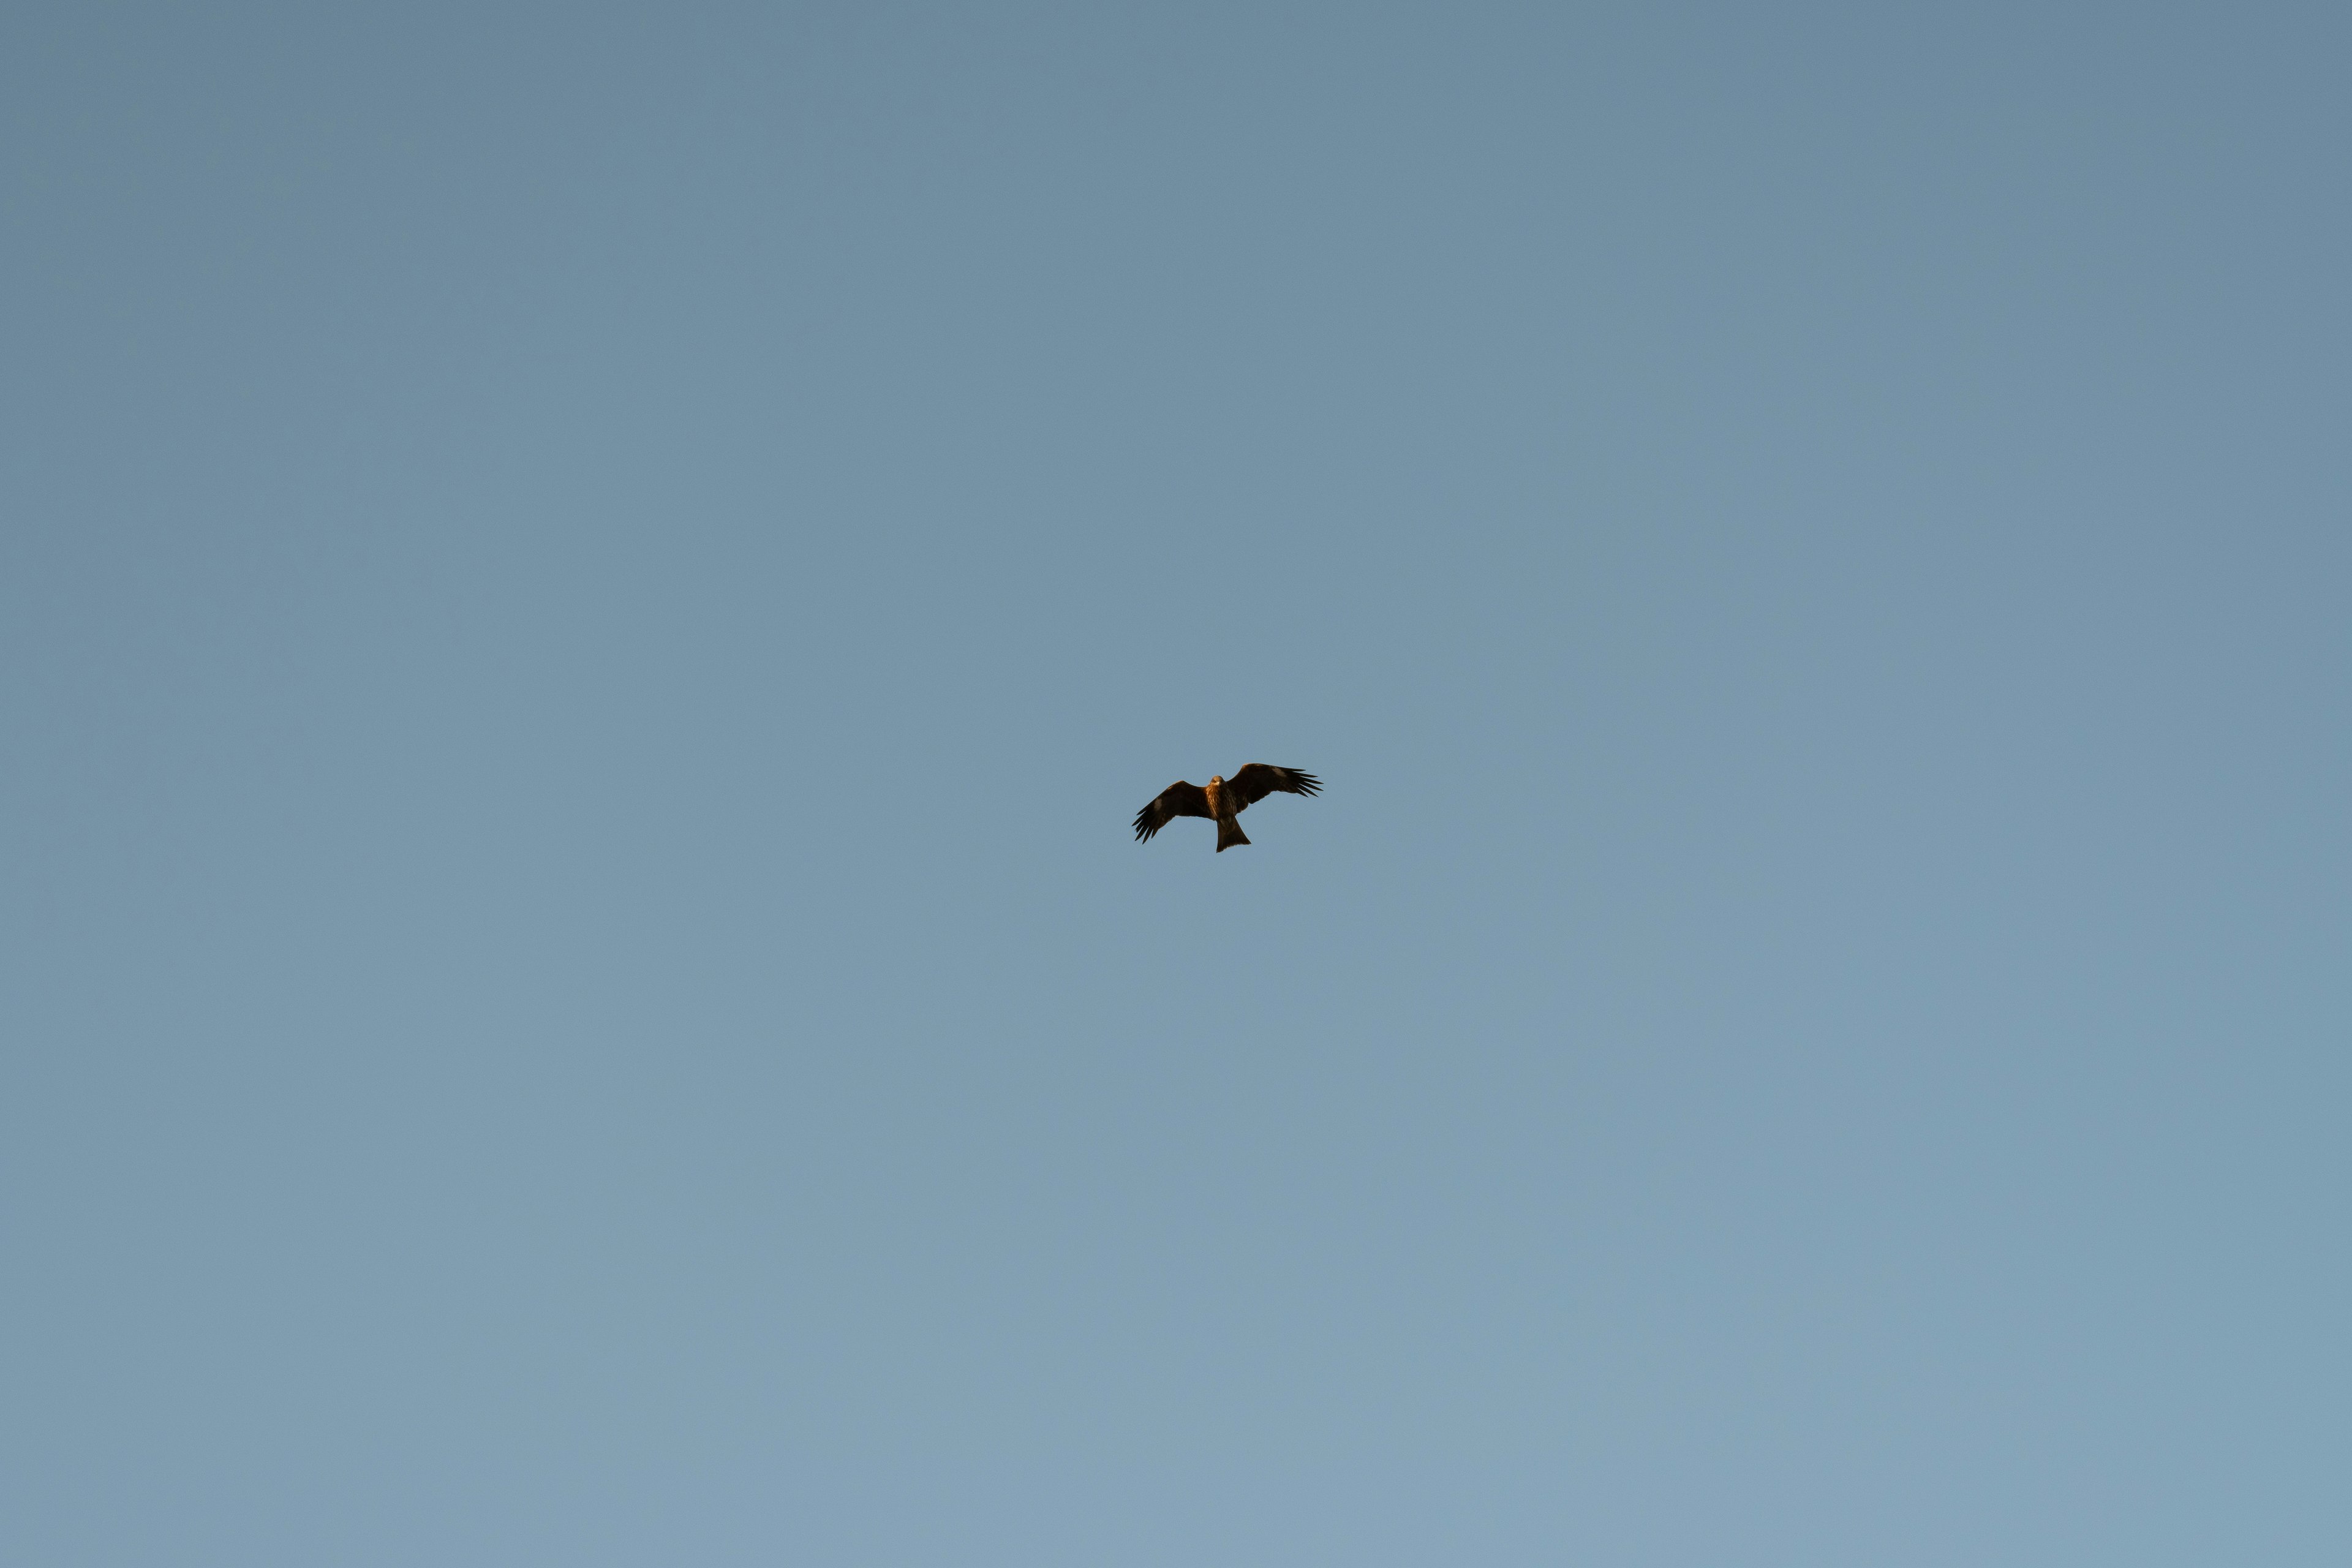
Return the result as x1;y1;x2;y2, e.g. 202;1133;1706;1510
1204;775;1246;851
1134;764;1320;852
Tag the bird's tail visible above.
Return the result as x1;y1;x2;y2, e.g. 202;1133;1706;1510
1216;817;1251;852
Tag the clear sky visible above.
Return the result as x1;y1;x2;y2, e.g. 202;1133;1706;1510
4;4;2346;1562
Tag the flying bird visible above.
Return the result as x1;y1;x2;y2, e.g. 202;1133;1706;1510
1133;764;1321;852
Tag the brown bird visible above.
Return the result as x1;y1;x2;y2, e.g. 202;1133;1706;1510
1133;764;1321;852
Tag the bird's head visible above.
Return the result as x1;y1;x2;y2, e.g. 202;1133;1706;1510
1208;775;1223;786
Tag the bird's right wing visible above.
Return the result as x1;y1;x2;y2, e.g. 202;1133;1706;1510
1133;781;1213;842
1224;764;1321;808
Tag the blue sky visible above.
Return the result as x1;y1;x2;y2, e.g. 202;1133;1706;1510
4;4;2346;1562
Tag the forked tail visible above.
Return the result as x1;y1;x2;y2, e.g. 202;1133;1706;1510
1216;817;1251;852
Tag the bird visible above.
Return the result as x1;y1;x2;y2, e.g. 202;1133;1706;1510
1133;764;1321;852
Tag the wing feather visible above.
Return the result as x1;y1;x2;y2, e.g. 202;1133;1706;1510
1133;781;1213;842
1224;764;1321;810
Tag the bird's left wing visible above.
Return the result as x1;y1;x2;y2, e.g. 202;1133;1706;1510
1134;781;1213;842
1225;764;1321;809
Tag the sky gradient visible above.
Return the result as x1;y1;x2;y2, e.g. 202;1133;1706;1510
4;4;2347;1562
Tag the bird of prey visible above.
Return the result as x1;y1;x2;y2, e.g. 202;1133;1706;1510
1133;764;1321;852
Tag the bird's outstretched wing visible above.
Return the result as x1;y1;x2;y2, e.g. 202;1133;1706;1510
1134;781;1213;842
1224;764;1321;811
